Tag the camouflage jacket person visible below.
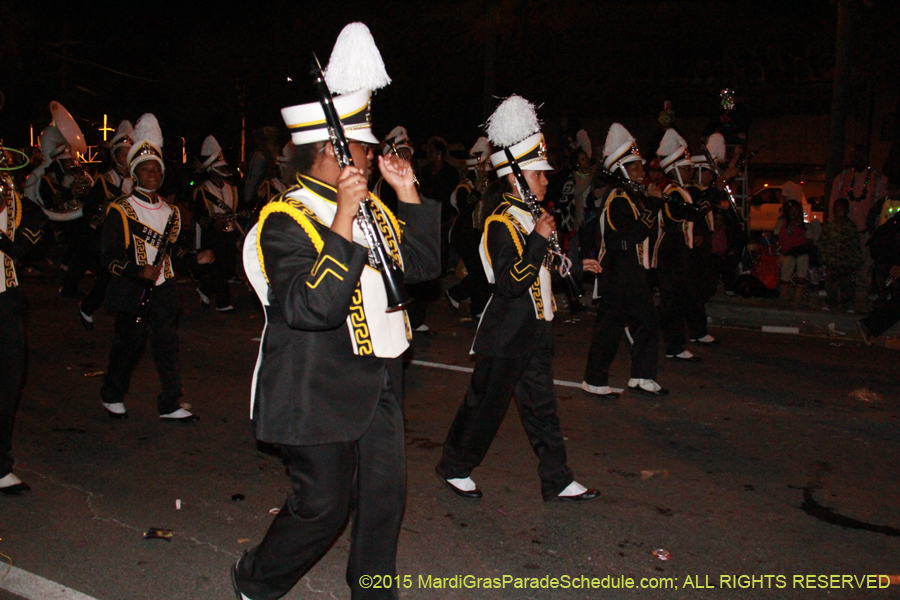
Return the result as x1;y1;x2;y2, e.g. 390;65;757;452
819;217;861;273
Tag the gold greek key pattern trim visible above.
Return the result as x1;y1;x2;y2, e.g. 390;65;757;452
13;191;22;229
3;190;15;287
371;195;402;242
370;198;402;264
134;238;148;266
531;277;545;315
348;285;373;356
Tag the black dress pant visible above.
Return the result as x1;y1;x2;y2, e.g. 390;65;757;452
100;282;183;414
198;229;237;308
583;265;659;385
81;268;111;316
0;289;25;478
657;268;706;354
235;369;406;600
437;322;574;500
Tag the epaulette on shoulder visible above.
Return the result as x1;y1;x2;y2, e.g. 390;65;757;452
269;184;302;206
668;186;691;204
257;191;325;252
105;195;134;248
492;199;511;217
454;180;474;194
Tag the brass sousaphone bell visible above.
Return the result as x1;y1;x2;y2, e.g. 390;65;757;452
30;102;90;221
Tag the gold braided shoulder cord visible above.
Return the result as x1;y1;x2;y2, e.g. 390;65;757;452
482;215;524;267
255;201;324;284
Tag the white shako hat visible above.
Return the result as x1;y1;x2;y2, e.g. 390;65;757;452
382;125;412;156
657;128;691;173
486;95;551;177
466;136;492;168
200;134;230;175
603;123;644;174
110;120;134;152
281;22;390;146
127;113;164;175
692;132;725;169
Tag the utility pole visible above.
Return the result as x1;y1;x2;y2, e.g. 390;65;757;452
823;0;860;212
48;24;81;105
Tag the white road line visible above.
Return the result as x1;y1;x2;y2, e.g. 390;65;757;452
0;566;100;600
408;360;582;389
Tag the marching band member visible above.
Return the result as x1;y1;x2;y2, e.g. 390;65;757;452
581;123;668;397
234;23;440;600
258;143;294;202
194;134;240;311
372;125;414;215
0;150;46;495
445;137;492;319
654;129;706;362
99;114;213;423
77;120;135;329
24;102;93;295
435;95;599;503
687;132;739;343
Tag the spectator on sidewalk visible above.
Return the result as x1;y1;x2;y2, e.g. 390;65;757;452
819;197;862;311
776;200;816;289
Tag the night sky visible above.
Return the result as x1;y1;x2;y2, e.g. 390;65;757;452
0;0;896;162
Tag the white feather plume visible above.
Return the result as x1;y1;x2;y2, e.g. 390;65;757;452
325;23;391;95
383;126;409;144
470;136;491;157
706;133;726;162
201;135;220;157
115;120;134;139
133;113;163;149
486;95;540;148
657;128;687;158
603;123;634;158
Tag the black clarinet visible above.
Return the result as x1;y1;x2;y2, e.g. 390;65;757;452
134;212;175;324
596;167;702;217
310;54;411;312
504;149;583;299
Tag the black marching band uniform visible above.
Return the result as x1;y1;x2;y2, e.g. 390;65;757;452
23;102;93;286
0;155;46;495
194;135;240;311
653;129;706;361
686;132;730;343
78;120;135;328
436;96;598;502
582;124;667;396
99;114;203;422
234;23;441;600
446;137;492;319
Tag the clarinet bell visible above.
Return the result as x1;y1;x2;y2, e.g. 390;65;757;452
382;261;413;312
565;273;585;299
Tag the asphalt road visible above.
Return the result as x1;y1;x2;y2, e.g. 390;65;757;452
1;271;898;600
